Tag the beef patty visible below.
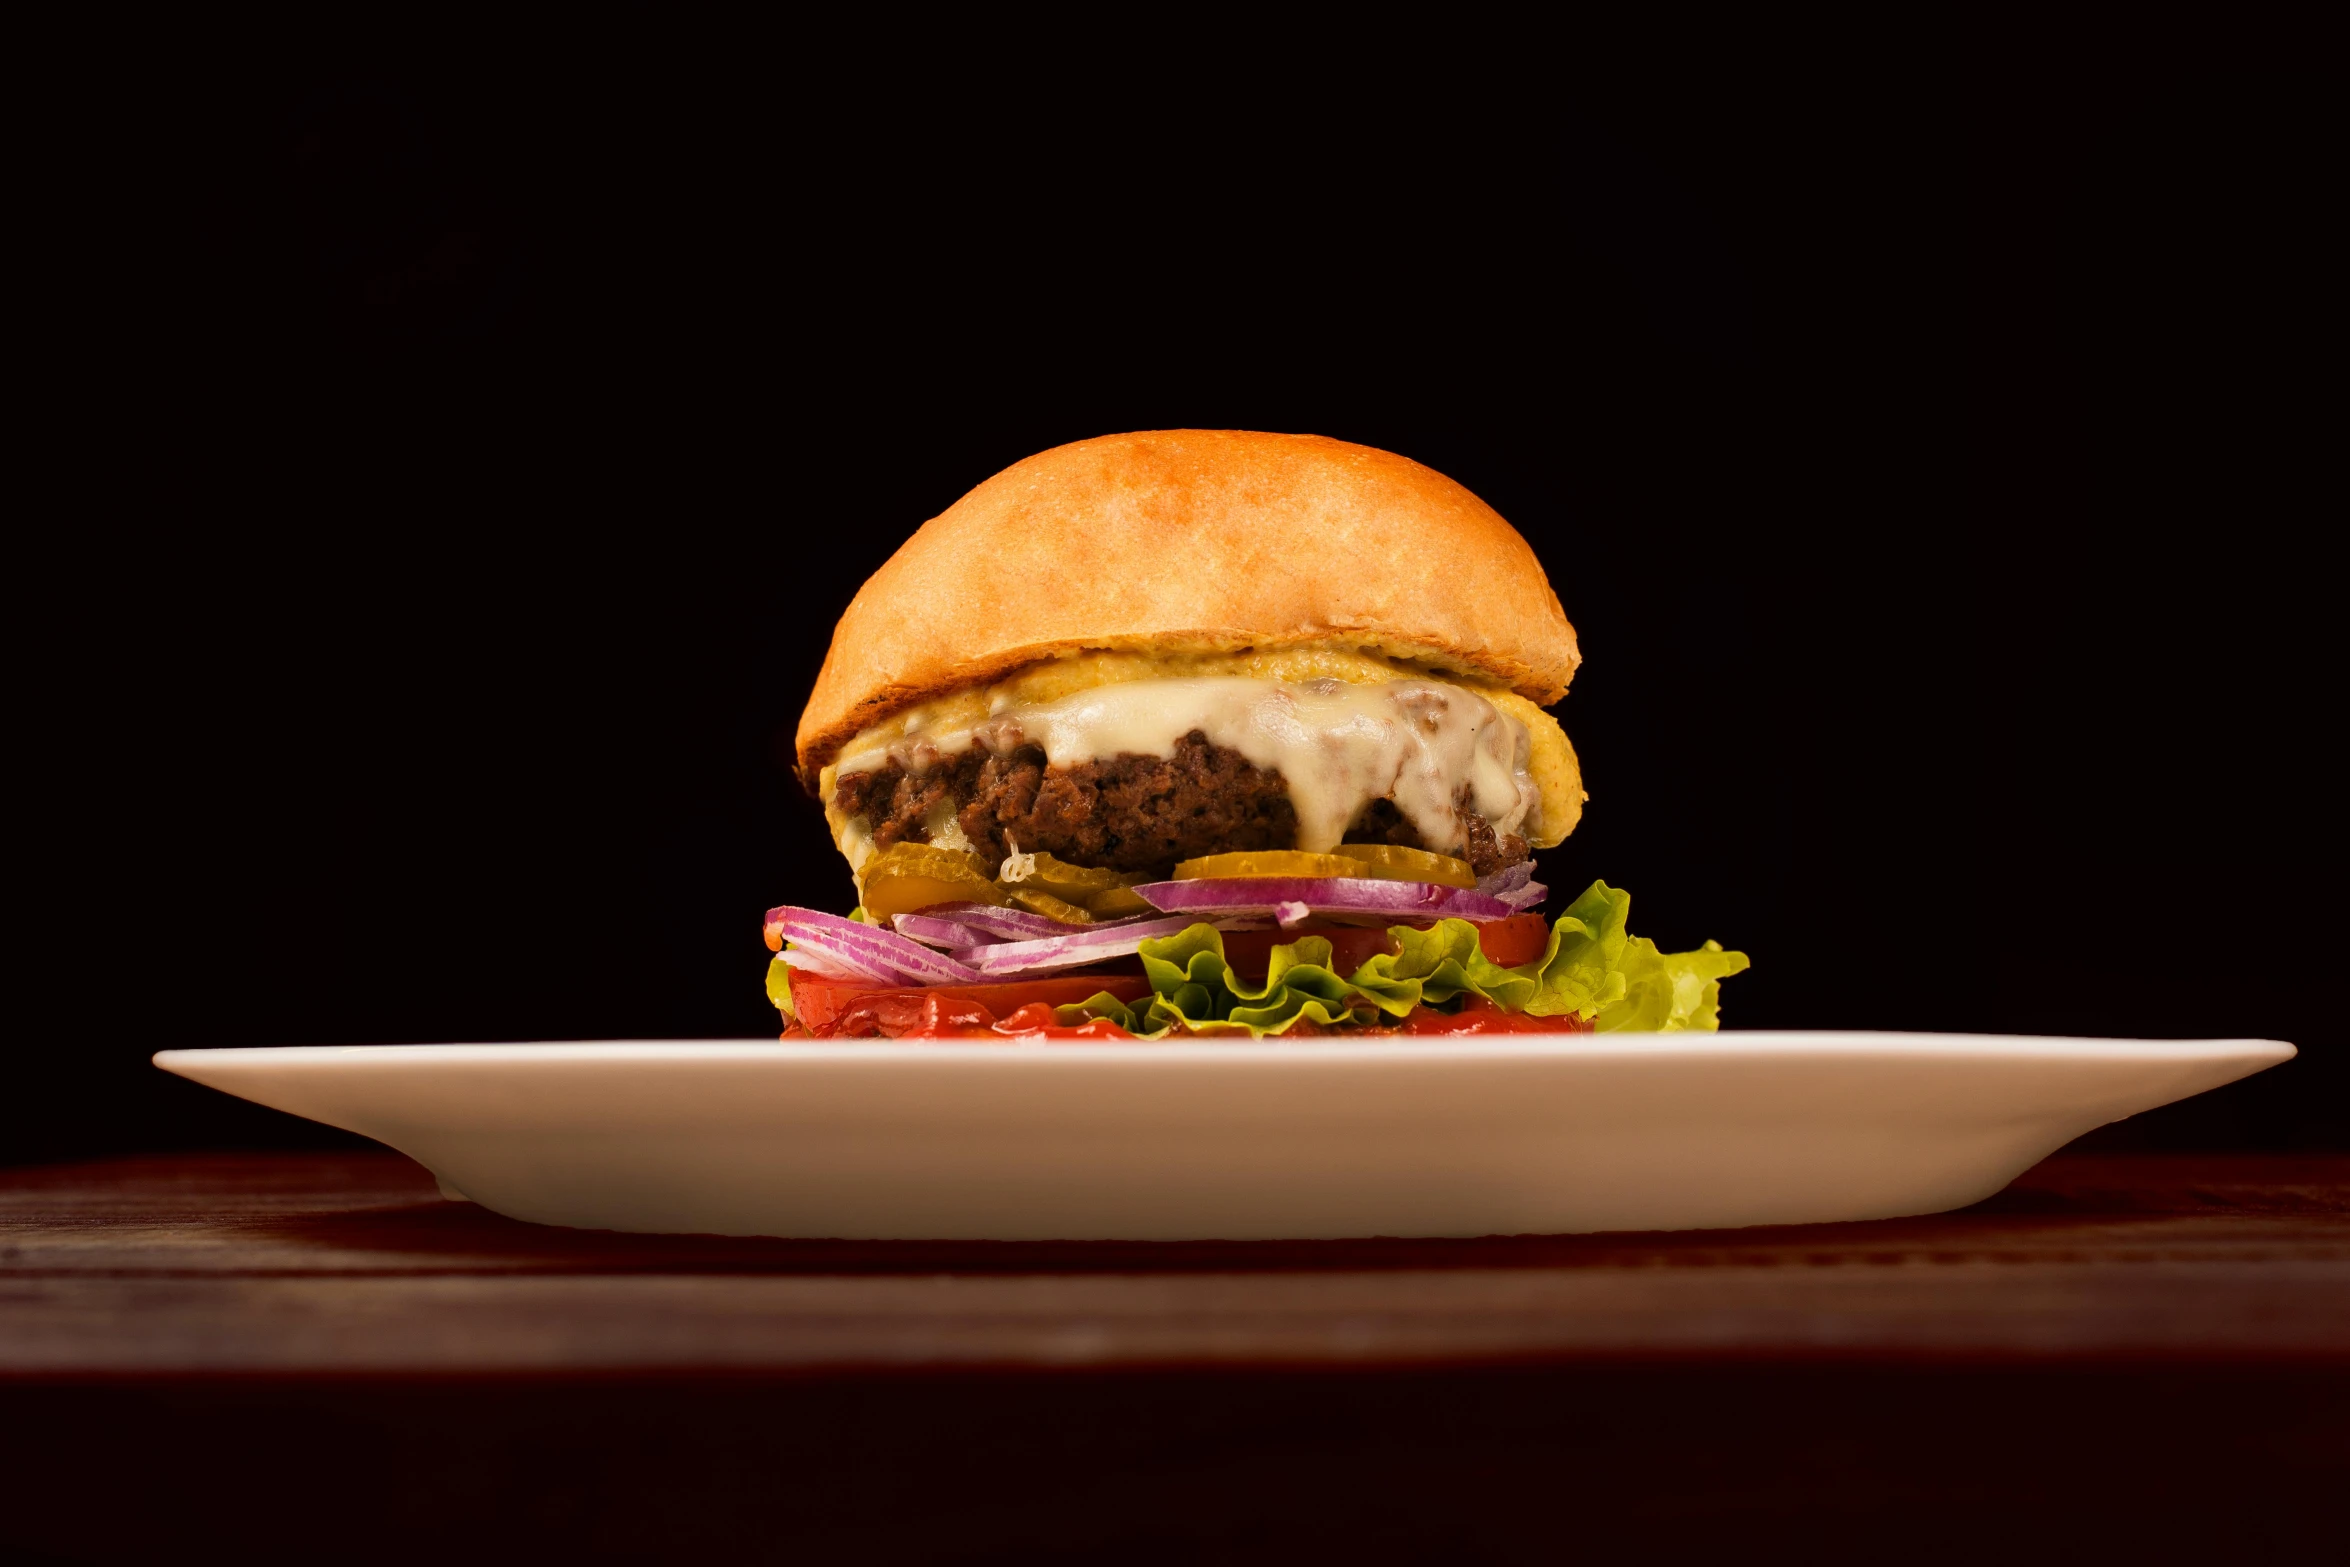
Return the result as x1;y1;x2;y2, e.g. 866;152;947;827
833;731;1530;880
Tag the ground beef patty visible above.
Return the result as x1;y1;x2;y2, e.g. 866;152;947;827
834;732;1531;880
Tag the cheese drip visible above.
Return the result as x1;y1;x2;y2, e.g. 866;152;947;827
837;676;1541;856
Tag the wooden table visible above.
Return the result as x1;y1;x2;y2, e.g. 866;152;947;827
4;1152;2345;1562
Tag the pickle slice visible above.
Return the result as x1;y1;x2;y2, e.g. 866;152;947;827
1018;852;1130;897
859;841;1007;922
1002;851;1157;915
1173;850;1359;881
865;841;1000;882
1080;884;1154;918
1328;842;1479;889
1007;887;1094;925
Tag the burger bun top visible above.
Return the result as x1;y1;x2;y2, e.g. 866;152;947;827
795;430;1581;781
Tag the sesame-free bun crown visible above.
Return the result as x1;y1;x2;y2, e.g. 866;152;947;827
795;430;1582;781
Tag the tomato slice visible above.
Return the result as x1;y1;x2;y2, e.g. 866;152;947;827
786;969;1152;1037
1471;912;1552;968
830;991;999;1037
780;972;887;1034
991;1001;1136;1040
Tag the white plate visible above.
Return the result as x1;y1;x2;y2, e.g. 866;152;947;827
155;1033;2293;1241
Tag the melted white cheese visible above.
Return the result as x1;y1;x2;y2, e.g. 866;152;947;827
838;677;1540;855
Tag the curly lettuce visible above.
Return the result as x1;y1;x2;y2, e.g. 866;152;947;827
1102;880;1747;1038
1128;925;1367;1035
1595;936;1748;1032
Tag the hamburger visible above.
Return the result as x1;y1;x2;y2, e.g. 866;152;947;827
766;430;1746;1039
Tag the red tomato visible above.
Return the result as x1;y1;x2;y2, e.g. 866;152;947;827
991;1001;1136;1040
825;991;998;1037
786;969;1152;1038
1472;913;1552;968
780;972;888;1034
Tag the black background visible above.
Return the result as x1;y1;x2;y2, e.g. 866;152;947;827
17;36;2336;1164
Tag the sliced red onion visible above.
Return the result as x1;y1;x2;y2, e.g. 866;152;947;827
1135;876;1517;923
1476;863;1550;911
893;902;1160;948
771;903;1280;984
765;905;983;985
1477;863;1533;898
776;942;890;982
894;904;1071;945
1273;900;1313;928
961;914;1209;976
953;915;1270;977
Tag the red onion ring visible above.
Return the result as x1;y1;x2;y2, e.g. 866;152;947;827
1134;876;1516;923
893;903;1160;948
765;905;983;985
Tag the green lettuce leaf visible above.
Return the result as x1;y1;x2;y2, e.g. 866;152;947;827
1591;938;1750;1032
1051;990;1148;1030
1134;926;1375;1036
1130;881;1746;1036
1517;880;1631;1018
1348;918;1541;1014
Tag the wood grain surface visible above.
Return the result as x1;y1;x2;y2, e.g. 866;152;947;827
3;1154;2345;1563
3;1152;2347;1374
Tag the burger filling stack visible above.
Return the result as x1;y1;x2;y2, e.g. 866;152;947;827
768;431;1746;1039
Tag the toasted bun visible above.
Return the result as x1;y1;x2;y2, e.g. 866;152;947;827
795;430;1580;781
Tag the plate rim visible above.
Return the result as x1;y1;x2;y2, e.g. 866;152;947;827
154;1032;2299;1072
